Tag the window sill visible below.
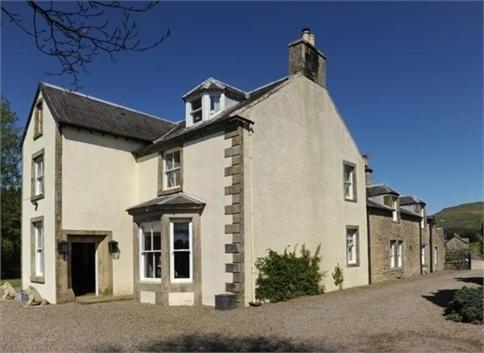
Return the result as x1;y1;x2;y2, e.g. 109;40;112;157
30;275;45;284
31;194;44;202
158;187;182;197
171;279;192;284
139;279;161;284
33;132;43;140
346;263;360;268
344;197;357;203
389;268;404;273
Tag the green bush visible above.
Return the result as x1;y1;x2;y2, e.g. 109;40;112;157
255;245;324;303
332;264;344;290
445;286;483;323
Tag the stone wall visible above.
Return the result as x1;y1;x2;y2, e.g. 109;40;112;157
368;209;421;284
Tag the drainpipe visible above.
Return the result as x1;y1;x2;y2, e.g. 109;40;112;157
366;207;372;285
248;126;256;303
429;217;434;273
419;220;423;275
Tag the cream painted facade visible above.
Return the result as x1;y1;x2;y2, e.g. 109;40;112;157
239;76;369;302
21;92;57;303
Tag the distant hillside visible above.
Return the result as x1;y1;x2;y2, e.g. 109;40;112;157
433;202;483;241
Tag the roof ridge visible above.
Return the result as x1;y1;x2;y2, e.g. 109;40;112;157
41;82;176;126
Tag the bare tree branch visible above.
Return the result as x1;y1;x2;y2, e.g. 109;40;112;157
1;1;169;89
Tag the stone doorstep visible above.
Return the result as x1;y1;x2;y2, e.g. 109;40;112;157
75;294;133;305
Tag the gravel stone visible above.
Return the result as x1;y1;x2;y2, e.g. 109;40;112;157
1;270;482;352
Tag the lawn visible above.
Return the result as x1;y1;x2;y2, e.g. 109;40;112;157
0;278;21;288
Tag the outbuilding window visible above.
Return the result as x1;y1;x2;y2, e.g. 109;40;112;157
390;240;403;269
421;245;426;266
139;222;161;281
170;219;192;283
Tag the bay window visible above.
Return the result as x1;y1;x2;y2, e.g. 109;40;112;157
139;222;161;281
170;219;192;283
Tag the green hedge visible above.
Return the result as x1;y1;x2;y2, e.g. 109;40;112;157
255;245;324;302
445;286;483;323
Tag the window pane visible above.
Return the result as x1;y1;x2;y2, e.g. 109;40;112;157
153;232;161;251
191;98;201;111
173;151;180;168
144;253;153;278
210;95;220;112
192;110;202;123
143;230;151;251
37;224;43;248
173;222;189;249
154;253;161;278
174;251;190;279
173;170;180;187
167;171;175;188
166;153;173;170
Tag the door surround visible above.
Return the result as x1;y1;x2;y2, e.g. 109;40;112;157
59;230;113;300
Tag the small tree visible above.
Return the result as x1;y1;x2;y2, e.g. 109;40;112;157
332;264;344;290
255;245;323;303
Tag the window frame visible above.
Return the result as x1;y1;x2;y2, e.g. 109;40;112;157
170;218;193;284
31;149;45;201
33;221;44;277
343;161;357;202
139;222;162;283
190;96;203;124
161;148;182;193
209;94;221;115
346;226;360;267
34;99;43;139
390;239;404;270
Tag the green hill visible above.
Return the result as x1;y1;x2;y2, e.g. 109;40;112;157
433;202;483;241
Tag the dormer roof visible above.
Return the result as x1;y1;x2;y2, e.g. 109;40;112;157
182;77;247;101
366;183;400;197
399;195;426;206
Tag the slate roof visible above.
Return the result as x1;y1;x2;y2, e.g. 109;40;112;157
23;83;177;144
367;199;393;211
400;195;426;206
366;184;400;197
182;77;247;101
136;76;289;156
400;208;421;218
126;192;206;214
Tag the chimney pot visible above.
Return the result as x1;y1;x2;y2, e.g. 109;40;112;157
302;28;311;42
308;33;316;46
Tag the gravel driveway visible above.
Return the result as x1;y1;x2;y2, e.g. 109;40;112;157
1;269;482;352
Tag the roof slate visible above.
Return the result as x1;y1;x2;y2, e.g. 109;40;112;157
400;195;426;206
127;192;206;212
367;184;400;197
38;83;176;143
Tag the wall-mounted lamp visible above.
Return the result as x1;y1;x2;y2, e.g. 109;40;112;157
108;240;120;260
57;240;69;260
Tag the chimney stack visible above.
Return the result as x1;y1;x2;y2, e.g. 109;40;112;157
362;154;373;186
288;28;327;87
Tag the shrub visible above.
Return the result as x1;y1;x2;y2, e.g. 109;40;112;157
332;264;344;290
445;286;483;323
255;245;324;302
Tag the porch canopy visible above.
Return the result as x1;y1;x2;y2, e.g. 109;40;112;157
127;192;205;221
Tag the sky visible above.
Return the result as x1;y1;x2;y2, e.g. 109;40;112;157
1;1;482;213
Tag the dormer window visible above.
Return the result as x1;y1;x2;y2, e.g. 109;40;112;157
190;97;202;124
210;94;220;115
383;195;399;222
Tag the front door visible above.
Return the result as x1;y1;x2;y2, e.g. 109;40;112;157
71;242;96;296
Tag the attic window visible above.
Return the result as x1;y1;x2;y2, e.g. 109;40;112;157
210;94;220;114
191;97;202;123
34;100;43;139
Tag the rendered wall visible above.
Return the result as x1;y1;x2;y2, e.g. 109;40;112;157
62;127;144;295
21;92;57;303
240;75;369;303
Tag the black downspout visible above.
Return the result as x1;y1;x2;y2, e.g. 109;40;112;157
419;221;423;275
366;208;372;285
429;219;434;273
